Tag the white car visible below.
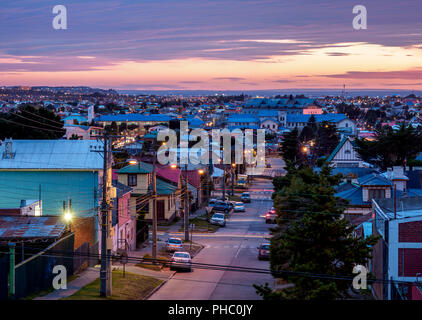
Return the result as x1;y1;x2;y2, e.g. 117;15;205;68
210;213;226;226
234;202;245;212
166;237;183;252
170;252;192;271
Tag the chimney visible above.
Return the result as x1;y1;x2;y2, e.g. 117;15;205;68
387;168;392;180
393;166;403;178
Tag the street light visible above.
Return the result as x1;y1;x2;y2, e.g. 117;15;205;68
64;211;72;223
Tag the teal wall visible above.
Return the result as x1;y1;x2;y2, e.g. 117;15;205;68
0;171;99;218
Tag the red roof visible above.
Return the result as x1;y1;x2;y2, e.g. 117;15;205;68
182;170;201;189
156;166;181;185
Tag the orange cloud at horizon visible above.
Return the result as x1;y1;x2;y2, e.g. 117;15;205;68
1;42;422;90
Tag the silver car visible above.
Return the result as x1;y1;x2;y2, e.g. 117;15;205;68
234;202;245;212
170;252;192;271
210;212;226;226
166;237;183;252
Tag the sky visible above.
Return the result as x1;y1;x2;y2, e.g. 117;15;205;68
1;0;422;91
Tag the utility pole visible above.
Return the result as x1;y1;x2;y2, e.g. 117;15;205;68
151;151;158;264
184;164;189;241
100;132;112;297
222;164;226;200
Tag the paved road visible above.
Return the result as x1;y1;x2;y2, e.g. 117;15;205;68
149;156;284;300
149;188;275;300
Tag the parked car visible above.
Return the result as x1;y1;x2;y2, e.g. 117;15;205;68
241;192;251;203
265;208;277;224
211;201;232;213
257;243;271;260
233;202;245;212
210;212;226;226
166;237;183;252
170;251;192;271
265;161;271;168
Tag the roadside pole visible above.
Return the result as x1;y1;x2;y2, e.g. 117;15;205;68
184;164;190;242
100;132;112;297
152;151;158;264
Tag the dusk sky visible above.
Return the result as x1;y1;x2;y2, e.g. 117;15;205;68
1;0;422;90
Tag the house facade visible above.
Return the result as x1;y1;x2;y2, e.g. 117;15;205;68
372;197;422;300
0;139;103;249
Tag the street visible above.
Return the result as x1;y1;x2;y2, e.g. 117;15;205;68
150;173;278;300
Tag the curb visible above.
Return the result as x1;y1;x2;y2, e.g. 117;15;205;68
144;271;176;300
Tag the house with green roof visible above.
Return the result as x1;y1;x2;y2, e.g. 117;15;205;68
326;137;364;168
116;162;180;223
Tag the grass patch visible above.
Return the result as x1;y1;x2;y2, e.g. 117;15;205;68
63;270;163;300
177;215;220;233
135;254;168;270
228;195;242;202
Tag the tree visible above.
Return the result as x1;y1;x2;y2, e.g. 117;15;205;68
355;124;422;170
256;166;379;300
280;127;301;163
313;122;340;158
0;104;65;140
299;115;317;143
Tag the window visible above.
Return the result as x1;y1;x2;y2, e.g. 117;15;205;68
368;189;385;200
128;174;137;187
345;123;349;127
345;149;351;154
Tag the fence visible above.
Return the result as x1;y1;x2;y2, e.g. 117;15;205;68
0;254;8;300
14;233;75;299
73;241;99;274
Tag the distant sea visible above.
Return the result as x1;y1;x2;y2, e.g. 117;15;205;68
117;89;422;98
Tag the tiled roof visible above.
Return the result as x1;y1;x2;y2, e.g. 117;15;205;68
0;216;66;240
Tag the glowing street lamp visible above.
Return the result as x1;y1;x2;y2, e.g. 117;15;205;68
64;211;72;223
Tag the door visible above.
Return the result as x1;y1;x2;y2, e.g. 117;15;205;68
157;200;165;221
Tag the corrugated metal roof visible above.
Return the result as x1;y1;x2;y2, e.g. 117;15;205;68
95;114;172;122
0;140;104;170
0;216;66;239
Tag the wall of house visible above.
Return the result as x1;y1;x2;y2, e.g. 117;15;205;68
363;186;391;202
117;173;150;194
332;139;363;168
388;217;422;299
0;171;99;218
143;194;177;222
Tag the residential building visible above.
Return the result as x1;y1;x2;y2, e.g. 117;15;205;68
372;196;422;300
0;139;103;249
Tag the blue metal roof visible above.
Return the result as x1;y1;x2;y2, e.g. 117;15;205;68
287;114;348;124
227;115;258;123
358;173;392;186
0;140;104;170
95;114;173;122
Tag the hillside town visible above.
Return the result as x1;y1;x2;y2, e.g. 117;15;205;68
0;86;422;301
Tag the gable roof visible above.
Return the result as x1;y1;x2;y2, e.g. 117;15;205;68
116;162;153;174
0;140;104;170
358;173;392;186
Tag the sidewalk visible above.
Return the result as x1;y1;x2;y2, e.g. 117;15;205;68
34;263;175;300
34;267;99;300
